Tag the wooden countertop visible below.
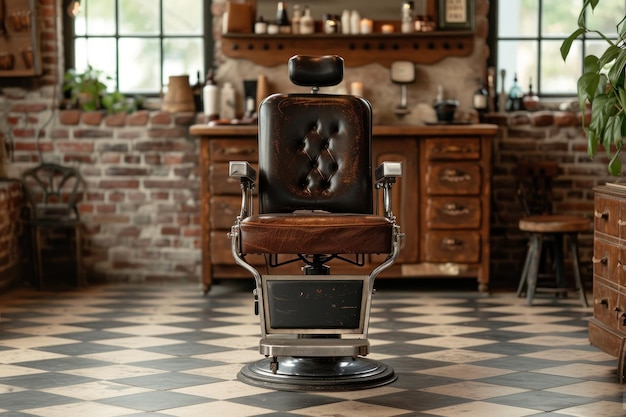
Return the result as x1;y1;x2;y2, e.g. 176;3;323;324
190;123;500;137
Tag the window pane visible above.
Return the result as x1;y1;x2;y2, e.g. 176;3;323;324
163;0;203;34
80;0;116;35
119;38;161;93
498;0;538;37
541;40;579;94
74;38;117;91
585;1;626;38
541;2;579;37
162;38;204;86
497;40;537;96
119;0;160;35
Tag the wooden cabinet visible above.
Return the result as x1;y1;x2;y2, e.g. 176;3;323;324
590;185;626;383
191;124;497;293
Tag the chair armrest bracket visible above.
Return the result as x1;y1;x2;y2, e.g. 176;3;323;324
375;161;402;219
229;161;257;219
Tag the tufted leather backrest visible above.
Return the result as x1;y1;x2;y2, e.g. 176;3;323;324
257;93;373;214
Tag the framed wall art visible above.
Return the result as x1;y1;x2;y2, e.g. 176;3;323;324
438;0;474;30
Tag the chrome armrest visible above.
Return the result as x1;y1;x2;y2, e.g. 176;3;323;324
229;161;256;219
375;161;402;219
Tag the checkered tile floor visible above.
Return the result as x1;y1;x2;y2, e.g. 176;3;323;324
0;281;624;417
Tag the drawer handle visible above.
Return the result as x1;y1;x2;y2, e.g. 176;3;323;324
595;298;609;307
594;210;609;219
442;237;463;248
591;256;608;265
432;145;472;155
621;313;626;326
440;169;471;183
442;202;469;216
220;147;256;155
619;219;626;226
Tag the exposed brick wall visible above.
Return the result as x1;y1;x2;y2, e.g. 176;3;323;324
7;104;204;284
487;109;612;289
0;181;23;290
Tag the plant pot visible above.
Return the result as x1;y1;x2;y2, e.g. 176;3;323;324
162;75;195;113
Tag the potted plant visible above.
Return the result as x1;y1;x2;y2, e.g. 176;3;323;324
560;0;626;176
63;65;110;111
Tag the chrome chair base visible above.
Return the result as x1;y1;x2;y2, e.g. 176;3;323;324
238;356;396;392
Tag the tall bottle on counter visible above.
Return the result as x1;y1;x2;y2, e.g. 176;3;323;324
202;69;219;121
193;70;203;113
472;77;488;120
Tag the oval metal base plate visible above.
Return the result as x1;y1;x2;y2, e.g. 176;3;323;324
237;356;397;392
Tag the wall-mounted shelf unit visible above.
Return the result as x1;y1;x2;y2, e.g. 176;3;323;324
220;30;474;67
0;0;42;77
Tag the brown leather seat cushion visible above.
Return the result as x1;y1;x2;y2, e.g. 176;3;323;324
518;215;590;233
240;213;393;255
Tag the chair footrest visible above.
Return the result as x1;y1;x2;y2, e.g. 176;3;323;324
260;337;370;357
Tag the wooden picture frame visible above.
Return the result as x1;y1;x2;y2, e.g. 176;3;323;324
438;0;474;30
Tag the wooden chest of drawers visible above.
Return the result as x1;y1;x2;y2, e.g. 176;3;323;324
591;185;626;383
191;124;497;294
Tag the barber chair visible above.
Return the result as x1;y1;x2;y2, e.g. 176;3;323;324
228;55;404;391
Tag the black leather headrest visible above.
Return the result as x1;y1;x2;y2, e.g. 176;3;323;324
288;55;344;87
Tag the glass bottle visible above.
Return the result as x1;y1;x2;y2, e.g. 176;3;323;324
506;73;525;111
276;1;291;34
472;78;488;116
401;1;415;33
291;4;301;34
523;78;540;111
299;6;314;34
202;69;219;120
254;16;268;34
192;70;203;113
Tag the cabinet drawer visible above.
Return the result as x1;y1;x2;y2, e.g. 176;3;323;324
592;238;620;282
422;231;480;263
211;196;246;230
425;162;482;195
589;319;624;358
424;138;480;160
210;139;258;163
594;193;618;237
592;280;620;328
425;197;481;229
210;231;266;266
210;162;259;195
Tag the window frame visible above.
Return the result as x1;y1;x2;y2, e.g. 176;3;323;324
487;0;625;100
62;0;214;96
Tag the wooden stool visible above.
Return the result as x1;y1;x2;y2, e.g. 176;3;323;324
518;215;589;307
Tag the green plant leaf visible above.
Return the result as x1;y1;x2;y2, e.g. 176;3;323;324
578;71;600;106
607;48;626;86
588;128;598;157
608;148;622;175
560;28;586;60
600;45;622;68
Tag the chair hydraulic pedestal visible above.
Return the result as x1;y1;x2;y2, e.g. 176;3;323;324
228;55;404;391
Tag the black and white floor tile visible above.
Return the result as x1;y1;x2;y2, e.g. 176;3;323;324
0;281;624;416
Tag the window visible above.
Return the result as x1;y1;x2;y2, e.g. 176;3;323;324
490;0;626;99
64;0;213;95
